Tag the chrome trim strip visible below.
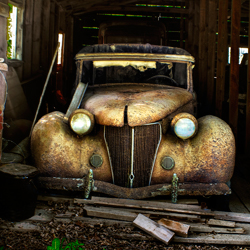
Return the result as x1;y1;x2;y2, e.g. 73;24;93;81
103;125;115;184
75;53;195;64
144;122;162;185
129;127;135;188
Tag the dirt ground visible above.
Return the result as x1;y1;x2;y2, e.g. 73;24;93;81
0;201;250;250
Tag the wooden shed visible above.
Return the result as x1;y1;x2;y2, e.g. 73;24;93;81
2;1;250;247
0;0;250;207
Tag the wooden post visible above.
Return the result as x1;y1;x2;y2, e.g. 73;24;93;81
215;0;228;118
41;0;50;73
206;0;217;114
23;0;34;79
229;0;241;138
32;0;42;75
198;0;208;114
245;1;250;153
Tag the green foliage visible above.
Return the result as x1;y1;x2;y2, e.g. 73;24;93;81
0;246;4;250
47;238;85;250
7;3;13;59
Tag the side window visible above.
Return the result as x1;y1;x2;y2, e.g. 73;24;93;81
57;32;65;67
7;2;23;60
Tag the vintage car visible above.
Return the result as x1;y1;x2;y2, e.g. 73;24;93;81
31;44;235;202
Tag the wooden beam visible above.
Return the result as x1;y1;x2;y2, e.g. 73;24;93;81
229;0;241;137
198;0;208;114
40;0;50;73
22;0;34;79
245;0;250;152
206;0;217;114
32;0;42;75
215;0;228;118
73;6;189;16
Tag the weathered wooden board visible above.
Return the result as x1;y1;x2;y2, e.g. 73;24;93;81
78;196;206;212
246;0;250;152
0;221;40;232
207;218;236;228
215;0;228;117
84;205;140;222
22;0;33;79
133;214;175;245
158;218;190;237
229;0;241;137
173;234;250;245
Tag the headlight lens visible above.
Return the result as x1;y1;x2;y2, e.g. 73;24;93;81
69;109;94;136
171;113;198;140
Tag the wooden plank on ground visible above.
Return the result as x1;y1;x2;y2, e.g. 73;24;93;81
229;190;249;213
84;205;140;222
173;234;250;245
213;211;250;223
207;218;236;227
82;196;207;212
158;218;190;237
72;217;133;227
0;222;40;232
133;214;175;245
27;208;54;222
189;223;244;234
95;206;203;222
231;174;250;213
110;230;250;245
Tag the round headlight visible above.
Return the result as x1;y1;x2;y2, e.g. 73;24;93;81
69;109;94;136
171;113;198;140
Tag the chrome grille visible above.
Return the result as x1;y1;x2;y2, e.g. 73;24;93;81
105;123;161;188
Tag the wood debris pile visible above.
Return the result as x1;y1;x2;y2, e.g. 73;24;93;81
1;195;250;248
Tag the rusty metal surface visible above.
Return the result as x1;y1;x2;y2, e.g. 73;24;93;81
32;112;235;188
75;53;195;64
31;111;113;181
82;83;193;127
37;176;230;199
151;115;235;185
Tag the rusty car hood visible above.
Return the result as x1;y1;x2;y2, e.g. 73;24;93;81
81;83;193;127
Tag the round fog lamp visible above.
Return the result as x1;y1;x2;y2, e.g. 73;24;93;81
69;109;94;136
171;113;198;140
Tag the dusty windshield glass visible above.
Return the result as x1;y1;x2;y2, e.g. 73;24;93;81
81;60;188;89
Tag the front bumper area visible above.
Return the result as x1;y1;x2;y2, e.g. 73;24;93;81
37;175;231;200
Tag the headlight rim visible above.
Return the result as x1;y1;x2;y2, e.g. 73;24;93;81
68;109;95;136
171;112;198;140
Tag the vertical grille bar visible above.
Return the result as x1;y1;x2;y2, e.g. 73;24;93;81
105;123;161;188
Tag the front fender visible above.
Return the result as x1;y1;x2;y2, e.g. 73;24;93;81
151;115;235;184
31;111;112;182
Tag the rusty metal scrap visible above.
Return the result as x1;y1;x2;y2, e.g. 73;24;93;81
37;176;230;199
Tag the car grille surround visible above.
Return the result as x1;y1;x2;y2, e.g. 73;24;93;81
104;123;161;188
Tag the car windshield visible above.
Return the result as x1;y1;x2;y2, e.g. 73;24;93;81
78;60;189;89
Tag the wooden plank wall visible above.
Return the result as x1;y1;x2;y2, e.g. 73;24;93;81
186;0;217;116
246;2;250;153
22;0;73;82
